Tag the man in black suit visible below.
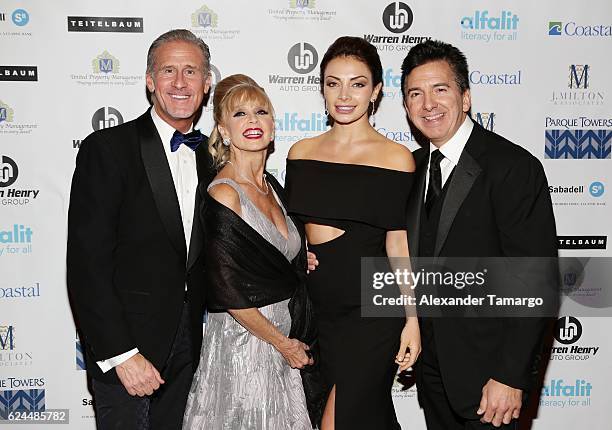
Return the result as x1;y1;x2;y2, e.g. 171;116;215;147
401;40;557;429
67;29;214;429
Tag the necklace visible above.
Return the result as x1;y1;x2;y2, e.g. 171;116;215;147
226;160;269;195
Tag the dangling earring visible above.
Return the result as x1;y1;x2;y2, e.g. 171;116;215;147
324;101;329;116
222;137;231;147
369;100;376;127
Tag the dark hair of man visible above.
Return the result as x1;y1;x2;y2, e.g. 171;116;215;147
146;29;211;74
319;36;383;109
400;40;469;100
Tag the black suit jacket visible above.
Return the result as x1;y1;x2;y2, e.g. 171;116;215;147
408;120;558;418
67;109;215;384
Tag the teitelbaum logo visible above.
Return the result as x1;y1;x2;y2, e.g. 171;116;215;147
67;16;143;33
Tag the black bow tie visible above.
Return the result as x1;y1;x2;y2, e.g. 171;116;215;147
170;129;204;152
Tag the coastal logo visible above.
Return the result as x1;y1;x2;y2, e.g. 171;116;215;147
557;235;607;250
460;10;519;42
0;224;34;257
589;181;604;197
67;16;143;33
191;5;217;28
382;2;413;33
91;107;123;131
469;70;522;85
287;42;318;74
473;112;495;131
0;66;37;82
11;9;29;27
0;377;45;419
549;21;562;35
545;129;611;159
0;282;41;299
548;20;612;37
0;100;14;124
0;156;18;187
92;51;119;74
554;316;582;344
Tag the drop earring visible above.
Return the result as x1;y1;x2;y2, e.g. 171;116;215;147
222;137;231;147
324;101;329;116
369;100;376;127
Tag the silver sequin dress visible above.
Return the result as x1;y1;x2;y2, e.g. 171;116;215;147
182;178;312;430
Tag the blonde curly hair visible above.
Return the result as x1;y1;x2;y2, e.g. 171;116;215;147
209;74;275;168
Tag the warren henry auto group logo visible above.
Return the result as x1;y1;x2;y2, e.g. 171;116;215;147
0;155;41;207
268;42;320;93
365;3;431;50
191;5;240;40
548;316;600;362
92;107;123;131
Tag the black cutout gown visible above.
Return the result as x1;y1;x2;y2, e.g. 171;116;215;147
285;159;414;429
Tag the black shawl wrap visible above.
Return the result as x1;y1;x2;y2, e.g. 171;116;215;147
201;174;324;427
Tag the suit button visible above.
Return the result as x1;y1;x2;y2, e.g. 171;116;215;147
425;232;432;238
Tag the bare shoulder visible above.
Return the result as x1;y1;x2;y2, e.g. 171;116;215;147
208;182;242;216
288;134;324;160
374;137;415;173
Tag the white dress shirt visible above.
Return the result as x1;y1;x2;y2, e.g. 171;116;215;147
424;116;474;200
97;108;199;373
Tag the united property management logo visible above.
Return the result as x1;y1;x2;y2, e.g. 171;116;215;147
545;129;611;159
92;107;123;131
382;2;413;33
0;224;34;257
550;65;605;106
67;16;143;33
0;377;45;419
190;4;240;40
0;155;41;207
0;100;38;135
469;69;522;85
473;112;495;131
70;50;142;88
0;325;34;367
364;3;431;49
460;10;519;42
557;236;607;250
549;20;612;37
267;42;320;94
268;0;336;22
0;66;37;82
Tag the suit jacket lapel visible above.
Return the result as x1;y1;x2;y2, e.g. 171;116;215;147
187;141;214;270
434;132;483;257
138;112;187;261
407;147;428;258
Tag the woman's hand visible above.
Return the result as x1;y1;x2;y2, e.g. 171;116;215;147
275;337;314;369
395;317;421;371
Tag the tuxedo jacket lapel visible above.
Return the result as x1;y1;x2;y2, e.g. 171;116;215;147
434;134;483;257
138;113;187;261
187;141;213;270
407;147;428;258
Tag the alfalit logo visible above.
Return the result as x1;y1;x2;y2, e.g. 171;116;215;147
0;66;37;82
67;16;143;33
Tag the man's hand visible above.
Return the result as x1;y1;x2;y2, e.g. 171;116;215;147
115;353;165;397
306;251;318;273
477;378;522;427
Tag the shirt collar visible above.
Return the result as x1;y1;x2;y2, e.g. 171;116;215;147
429;116;473;167
150;107;193;154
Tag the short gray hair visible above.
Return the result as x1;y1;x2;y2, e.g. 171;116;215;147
146;29;211;74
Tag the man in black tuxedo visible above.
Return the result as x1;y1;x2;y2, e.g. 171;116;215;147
401;40;557;429
67;29;214;429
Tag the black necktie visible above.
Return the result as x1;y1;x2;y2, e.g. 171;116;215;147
425;149;444;214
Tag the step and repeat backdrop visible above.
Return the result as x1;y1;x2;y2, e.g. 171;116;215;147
1;1;610;428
